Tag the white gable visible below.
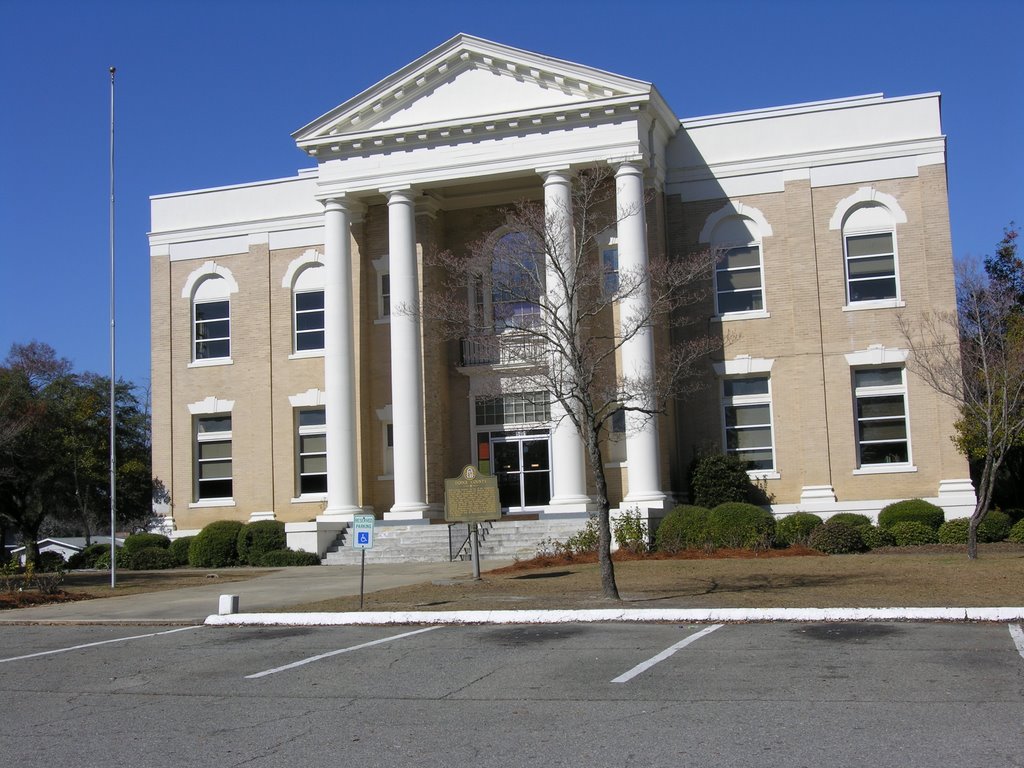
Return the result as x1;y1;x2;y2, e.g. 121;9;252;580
294;34;655;147
373;65;594;131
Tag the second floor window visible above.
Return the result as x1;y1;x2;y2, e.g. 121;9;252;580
294;290;325;352
194;299;230;360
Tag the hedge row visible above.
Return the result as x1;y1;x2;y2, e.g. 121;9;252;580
653;497;1022;555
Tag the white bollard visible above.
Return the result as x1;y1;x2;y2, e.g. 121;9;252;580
218;594;240;615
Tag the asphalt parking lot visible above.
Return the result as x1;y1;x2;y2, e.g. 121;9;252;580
1;621;1022;767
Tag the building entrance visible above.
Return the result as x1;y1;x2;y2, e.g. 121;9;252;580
490;434;551;512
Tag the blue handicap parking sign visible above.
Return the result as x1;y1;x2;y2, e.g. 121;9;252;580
357;531;370;545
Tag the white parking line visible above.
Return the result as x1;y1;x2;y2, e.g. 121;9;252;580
245;625;441;679
0;626;198;664
1010;624;1024;659
611;624;723;684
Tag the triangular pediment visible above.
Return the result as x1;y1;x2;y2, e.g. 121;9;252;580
294;34;654;146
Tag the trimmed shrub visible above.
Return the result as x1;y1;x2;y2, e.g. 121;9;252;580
188;520;245;568
878;499;945;531
1008;519;1024;543
689;453;753;508
860;525;896;549
67;542;111;569
809;521;865;554
94;550;122;569
938;518;971;544
127;546;177;570
979;510;1012;542
707;502;775;549
37;551;66;572
889;520;939;546
123;533;171;553
774;513;823;548
655;505;710;553
257;549;321;567
1002;508;1024;524
236;520;287;565
168;536;194;566
827;513;873;529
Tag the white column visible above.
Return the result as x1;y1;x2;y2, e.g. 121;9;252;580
616;161;665;506
384;188;430;519
322;197;362;517
542;169;592;513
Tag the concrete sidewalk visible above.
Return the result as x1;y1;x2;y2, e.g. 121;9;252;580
0;562;503;624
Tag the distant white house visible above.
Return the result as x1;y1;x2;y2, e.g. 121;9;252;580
12;537;124;565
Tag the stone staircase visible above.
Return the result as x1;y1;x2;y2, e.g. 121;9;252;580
321;517;589;564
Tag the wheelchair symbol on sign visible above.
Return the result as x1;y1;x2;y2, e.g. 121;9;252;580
357;531;370;545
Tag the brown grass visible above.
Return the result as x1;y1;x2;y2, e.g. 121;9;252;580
287;543;1024;613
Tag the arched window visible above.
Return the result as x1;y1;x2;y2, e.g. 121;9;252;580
192;276;232;361
842;204;900;305
711;215;765;317
490;231;543;332
292;265;325;353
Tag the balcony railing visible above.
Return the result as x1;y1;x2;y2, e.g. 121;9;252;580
460;334;545;367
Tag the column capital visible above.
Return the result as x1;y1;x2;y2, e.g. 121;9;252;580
613;158;647;178
321;194;366;221
537;166;574;185
381;186;417;205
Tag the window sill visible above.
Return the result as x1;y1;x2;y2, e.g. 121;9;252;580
188;358;233;369
291;494;327;504
377;474;394;481
843;299;905;312
852;464;917;476
711;310;771;322
374;317;391;325
748;470;780;480
288;350;324;360
188;499;236;509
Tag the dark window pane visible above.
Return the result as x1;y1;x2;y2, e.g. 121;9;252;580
493;442;521;472
195;301;229;321
300;474;327;495
847;254;895;279
847;233;893;258
854;368;903;388
196;339;230;359
523;471;551;506
522;439;550;471
720;246;760;270
724;377;769;398
196;319;230;340
859;442;908;465
717;268;762;291
717;290;762;314
296;331;324;351
198;478;232;499
849;277;897;302
295;291;324;311
297;409;325;428
296;310;324;331
858;395;905;419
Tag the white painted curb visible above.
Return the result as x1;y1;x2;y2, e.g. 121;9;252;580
204;606;1024;627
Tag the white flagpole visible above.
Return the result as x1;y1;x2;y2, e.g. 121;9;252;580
109;66;117;589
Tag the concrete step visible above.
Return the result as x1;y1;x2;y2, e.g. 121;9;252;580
321;518;590;564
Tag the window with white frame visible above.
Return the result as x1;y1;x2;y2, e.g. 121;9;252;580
379;273;391;318
602;246;619;296
722;376;775;471
295;407;327;495
843;204;899;305
292;265;325;353
192;277;231;361
711;216;765;316
853;367;910;466
475;392;550;426
491;231;543;332
195;415;232;500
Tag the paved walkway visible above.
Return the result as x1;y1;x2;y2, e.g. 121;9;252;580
0;562;504;624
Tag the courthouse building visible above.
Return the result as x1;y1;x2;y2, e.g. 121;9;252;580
149;34;976;553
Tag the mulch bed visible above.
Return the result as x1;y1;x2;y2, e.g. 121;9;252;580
491;545;825;573
0;590;89;610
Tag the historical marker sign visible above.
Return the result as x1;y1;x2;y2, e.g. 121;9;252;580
444;465;501;523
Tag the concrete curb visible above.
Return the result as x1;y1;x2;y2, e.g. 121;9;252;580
205;606;1024;626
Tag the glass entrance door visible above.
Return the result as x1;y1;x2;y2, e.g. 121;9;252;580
491;435;551;512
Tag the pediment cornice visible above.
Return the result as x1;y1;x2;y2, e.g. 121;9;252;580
293;34;676;157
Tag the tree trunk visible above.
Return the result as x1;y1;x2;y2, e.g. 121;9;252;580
583;422;618;600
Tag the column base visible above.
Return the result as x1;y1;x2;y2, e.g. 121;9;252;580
385;503;441;522
544;495;595;515
319;505;367;522
936;478;977;518
248;510;276;522
798;485;838;512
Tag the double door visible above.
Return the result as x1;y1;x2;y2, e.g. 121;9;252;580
491;433;551;512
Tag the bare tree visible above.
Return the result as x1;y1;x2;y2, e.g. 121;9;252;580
424;167;718;598
899;255;1024;558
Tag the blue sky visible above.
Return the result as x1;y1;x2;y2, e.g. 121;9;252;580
1;0;1021;389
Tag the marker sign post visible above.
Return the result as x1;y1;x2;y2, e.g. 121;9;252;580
444;466;501;580
351;514;375;609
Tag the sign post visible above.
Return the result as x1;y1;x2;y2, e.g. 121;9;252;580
444;466;501;580
351;514;375;609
